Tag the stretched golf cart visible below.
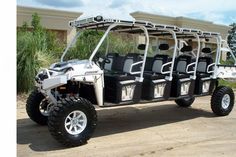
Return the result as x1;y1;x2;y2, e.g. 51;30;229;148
26;16;236;147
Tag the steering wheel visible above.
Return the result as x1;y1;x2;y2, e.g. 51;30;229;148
103;57;111;64
93;54;111;68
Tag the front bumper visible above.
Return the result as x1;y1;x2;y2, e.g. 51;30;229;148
35;69;67;90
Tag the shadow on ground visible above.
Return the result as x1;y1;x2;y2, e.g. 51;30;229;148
17;103;214;152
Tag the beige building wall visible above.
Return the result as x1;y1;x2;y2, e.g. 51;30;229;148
17;6;82;44
130;11;231;39
131;11;231;53
17;7;231;50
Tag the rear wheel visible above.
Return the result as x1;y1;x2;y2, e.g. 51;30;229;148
48;97;97;147
211;86;234;116
175;96;195;107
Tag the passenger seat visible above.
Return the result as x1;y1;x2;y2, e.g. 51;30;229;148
143;54;169;80
194;47;216;95
104;53;142;103
142;44;172;100
170;45;195;97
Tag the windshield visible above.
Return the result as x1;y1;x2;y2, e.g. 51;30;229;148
61;30;145;62
61;30;104;61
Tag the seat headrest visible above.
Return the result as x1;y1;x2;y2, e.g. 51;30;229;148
180;45;192;52
137;44;146;50
159;44;169;50
202;47;212;53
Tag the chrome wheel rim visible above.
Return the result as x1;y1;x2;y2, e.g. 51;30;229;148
39;99;51;116
64;110;87;135
222;94;230;109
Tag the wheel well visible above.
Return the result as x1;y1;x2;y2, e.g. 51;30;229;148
55;81;97;105
79;83;97;105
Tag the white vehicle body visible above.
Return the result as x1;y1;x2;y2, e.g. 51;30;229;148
35;16;236;107
36;59;104;106
28;15;236;147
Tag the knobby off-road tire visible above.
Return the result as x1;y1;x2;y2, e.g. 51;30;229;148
48;97;97;147
26;89;48;125
175;96;195;107
211;86;234;116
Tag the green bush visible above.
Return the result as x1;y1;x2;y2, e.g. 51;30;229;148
64;30;104;60
17;30;56;92
17;13;61;93
106;33;137;55
219;79;236;89
64;31;140;60
46;30;65;57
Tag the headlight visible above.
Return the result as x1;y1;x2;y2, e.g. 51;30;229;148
35;70;52;82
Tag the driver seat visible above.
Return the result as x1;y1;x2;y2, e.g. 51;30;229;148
104;53;142;103
104;53;141;81
103;53;119;72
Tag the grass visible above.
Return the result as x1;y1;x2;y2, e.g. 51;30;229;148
17;31;56;93
219;79;236;89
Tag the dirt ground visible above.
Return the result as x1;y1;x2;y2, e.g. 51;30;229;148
17;95;236;157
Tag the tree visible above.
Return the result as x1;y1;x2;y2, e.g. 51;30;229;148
228;23;236;55
31;13;43;33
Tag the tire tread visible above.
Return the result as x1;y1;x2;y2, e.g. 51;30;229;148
26;89;48;125
48;96;97;147
211;86;234;116
175;97;195;107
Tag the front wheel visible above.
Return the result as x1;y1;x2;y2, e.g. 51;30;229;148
48;97;97;147
211;86;234;116
26;89;49;125
175;96;195;107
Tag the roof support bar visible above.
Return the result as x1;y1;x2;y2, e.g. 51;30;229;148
88;23;150;82
157;29;178;81
192;33;201;80
60;31;80;62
